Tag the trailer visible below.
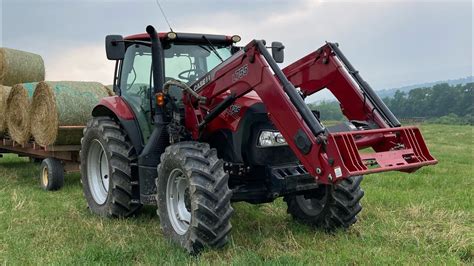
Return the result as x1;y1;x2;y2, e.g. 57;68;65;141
0;134;81;191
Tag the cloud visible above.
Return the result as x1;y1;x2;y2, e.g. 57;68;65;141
45;44;115;85
3;0;470;94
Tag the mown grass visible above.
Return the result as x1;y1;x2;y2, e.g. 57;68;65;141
0;124;472;264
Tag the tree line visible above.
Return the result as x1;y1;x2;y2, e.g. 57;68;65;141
308;82;473;124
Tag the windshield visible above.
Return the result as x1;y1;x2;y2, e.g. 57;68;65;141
164;43;232;84
120;42;233;95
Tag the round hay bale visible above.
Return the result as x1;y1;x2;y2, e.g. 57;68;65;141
6;83;37;144
30;81;111;146
0;85;12;136
0;48;45;86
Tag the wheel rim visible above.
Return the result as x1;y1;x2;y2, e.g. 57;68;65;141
295;186;329;216
41;167;49;187
87;139;110;205
166;168;191;235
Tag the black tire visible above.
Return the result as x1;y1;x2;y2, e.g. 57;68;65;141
156;142;233;254
40;158;64;191
80;116;141;218
284;175;364;230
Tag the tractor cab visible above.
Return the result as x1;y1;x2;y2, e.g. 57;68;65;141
105;32;240;143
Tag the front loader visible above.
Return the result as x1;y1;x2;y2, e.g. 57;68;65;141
80;25;437;254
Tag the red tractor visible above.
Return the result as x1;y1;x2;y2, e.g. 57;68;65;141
80;25;437;253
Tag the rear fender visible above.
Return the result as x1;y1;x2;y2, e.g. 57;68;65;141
92;96;144;153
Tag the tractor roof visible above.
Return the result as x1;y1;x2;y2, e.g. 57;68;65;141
125;32;235;45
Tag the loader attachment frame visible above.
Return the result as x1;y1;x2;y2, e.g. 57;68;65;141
184;40;437;184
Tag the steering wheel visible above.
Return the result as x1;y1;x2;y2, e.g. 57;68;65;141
178;69;205;81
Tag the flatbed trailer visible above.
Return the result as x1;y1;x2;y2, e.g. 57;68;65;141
0;135;81;191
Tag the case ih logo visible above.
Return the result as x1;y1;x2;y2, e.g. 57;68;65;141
229;104;241;114
232;64;248;82
226;104;242;119
193;75;211;91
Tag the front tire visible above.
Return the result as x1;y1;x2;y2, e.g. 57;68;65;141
80;116;141;218
156;142;233;254
284;175;364;230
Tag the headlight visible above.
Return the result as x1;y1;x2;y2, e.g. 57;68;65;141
258;131;287;147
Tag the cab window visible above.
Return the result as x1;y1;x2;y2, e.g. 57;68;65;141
119;44;153;143
120;44;152;99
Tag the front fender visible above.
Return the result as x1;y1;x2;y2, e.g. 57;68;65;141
92;96;144;153
92;96;135;120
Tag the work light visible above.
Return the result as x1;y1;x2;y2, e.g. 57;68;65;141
231;35;241;43
167;32;177;40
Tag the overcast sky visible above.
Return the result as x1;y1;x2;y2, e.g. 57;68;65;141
1;0;472;101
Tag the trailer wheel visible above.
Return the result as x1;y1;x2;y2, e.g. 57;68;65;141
284;175;364;230
80;116;141;218
156;142;233;254
40;158;64;191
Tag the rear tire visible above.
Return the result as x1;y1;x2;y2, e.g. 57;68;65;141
80;116;141;218
156;142;233;254
284;175;364;230
40;158;64;191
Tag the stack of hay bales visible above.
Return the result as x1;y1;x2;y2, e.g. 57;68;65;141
1;47;114;146
0;47;44;139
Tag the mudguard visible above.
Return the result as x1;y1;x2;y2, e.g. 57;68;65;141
92;96;144;154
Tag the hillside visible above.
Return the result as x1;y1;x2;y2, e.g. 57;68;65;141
308;82;473;124
375;76;473;99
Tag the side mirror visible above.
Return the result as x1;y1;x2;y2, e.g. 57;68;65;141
105;35;125;60
271;41;285;63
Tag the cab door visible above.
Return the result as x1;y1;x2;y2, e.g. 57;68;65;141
118;44;153;144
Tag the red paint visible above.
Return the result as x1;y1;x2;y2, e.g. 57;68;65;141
282;44;387;127
326;127;436;181
206;91;262;133
95;96;135;120
125;32;168;41
184;42;437;184
124;32;233;42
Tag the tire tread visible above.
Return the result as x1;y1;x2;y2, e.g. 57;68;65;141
284;175;364;230
81;116;141;218
156;141;233;254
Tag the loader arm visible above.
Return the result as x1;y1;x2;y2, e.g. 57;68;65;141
282;42;398;129
184;40;437;184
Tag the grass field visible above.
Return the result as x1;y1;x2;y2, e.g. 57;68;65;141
0;124;472;264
